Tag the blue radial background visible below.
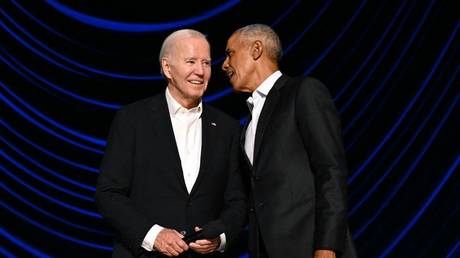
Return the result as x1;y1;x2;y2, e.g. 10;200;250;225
1;1;459;257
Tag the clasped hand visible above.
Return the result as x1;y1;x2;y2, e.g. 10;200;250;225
188;226;221;254
154;227;220;257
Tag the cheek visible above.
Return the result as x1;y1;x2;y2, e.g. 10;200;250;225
183;70;195;79
204;68;211;79
236;58;248;70
238;63;250;77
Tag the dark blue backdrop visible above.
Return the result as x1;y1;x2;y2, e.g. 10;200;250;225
1;1;459;257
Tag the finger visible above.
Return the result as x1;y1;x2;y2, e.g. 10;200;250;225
171;241;188;253
173;230;184;238
189;242;206;251
169;244;181;254
176;239;188;250
193;243;213;253
165;246;179;257
195;239;212;245
200;247;212;254
189;242;202;248
162;251;173;257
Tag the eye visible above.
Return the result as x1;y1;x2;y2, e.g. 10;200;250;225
203;60;211;66
186;60;195;64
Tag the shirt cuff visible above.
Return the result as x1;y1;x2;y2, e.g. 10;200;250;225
216;233;226;252
141;224;164;251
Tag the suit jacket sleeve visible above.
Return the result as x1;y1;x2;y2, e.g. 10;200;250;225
295;77;348;253
222;127;247;249
203;125;247;250
95;108;152;256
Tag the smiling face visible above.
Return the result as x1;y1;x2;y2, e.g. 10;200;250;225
162;36;211;108
222;32;258;93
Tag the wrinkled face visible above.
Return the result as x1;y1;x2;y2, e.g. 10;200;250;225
222;32;256;93
162;37;211;108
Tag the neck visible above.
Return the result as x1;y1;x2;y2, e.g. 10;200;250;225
250;64;278;92
180;100;200;109
167;86;200;109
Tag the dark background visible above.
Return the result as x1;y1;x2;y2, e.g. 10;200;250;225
1;1;459;257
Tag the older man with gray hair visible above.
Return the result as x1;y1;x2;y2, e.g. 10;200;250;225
96;29;247;258
222;24;356;258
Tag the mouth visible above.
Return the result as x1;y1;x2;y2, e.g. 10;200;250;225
188;79;205;86
226;70;234;80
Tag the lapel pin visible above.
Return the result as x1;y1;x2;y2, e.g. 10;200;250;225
211;122;217;126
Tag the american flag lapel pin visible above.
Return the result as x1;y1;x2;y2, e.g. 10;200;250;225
211;122;217;127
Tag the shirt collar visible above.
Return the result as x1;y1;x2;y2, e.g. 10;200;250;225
165;87;202;115
253;70;282;99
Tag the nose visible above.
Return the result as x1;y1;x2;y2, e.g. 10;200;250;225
222;57;228;71
194;62;205;75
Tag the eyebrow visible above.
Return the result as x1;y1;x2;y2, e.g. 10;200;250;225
184;57;212;62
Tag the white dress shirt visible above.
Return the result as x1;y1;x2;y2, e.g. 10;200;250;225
165;88;203;193
142;88;225;252
245;71;282;164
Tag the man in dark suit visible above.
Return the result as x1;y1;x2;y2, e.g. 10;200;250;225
222;24;356;258
96;29;246;258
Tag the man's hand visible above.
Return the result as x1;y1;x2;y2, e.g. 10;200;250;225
188;227;220;254
153;228;188;257
314;249;336;258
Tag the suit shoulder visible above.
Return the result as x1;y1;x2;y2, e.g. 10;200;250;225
118;94;162;115
113;95;160;124
289;76;332;101
298;77;329;93
120;95;157;112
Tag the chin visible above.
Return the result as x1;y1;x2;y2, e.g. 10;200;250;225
234;85;246;93
191;91;205;99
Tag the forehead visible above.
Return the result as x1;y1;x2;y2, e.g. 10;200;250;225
175;37;210;56
227;32;245;49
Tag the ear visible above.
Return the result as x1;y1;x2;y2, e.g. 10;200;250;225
251;40;263;60
161;57;173;79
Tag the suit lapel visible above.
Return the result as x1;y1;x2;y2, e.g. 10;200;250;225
253;76;289;165
189;107;216;196
240;115;253;169
149;95;188;194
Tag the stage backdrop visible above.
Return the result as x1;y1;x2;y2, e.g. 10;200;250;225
1;1;459;257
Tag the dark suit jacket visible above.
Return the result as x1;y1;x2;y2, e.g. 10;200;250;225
95;93;247;258
242;76;356;258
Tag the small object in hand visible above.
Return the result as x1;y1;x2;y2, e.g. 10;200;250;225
182;229;204;244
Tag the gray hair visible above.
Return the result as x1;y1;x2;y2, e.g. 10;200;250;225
159;29;209;73
235;24;283;62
